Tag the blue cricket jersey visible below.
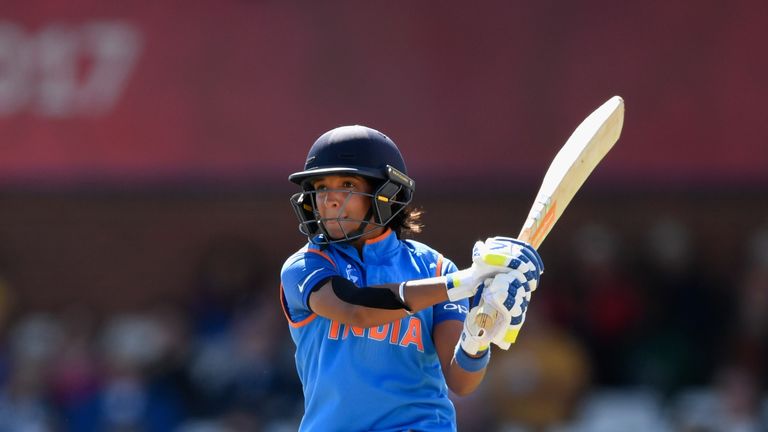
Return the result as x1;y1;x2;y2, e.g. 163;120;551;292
280;229;468;432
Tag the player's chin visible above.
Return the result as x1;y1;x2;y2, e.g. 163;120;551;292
322;221;348;239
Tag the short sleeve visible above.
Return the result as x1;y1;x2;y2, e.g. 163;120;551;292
432;257;469;324
281;249;339;321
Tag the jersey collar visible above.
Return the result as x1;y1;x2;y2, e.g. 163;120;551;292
332;228;400;265
361;228;400;263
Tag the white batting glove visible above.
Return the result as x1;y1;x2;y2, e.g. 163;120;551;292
481;270;533;350
475;236;544;291
445;239;521;301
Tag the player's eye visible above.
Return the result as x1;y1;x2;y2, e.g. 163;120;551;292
342;180;356;189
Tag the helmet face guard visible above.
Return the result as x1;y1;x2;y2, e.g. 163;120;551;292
290;165;414;244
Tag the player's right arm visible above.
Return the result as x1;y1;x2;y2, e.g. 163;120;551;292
306;239;529;328
282;240;539;328
308;279;445;328
282;251;482;328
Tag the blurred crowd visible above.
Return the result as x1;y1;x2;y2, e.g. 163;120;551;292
0;238;301;432
457;218;768;432
0;218;766;432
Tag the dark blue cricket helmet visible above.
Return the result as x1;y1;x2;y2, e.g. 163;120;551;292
289;125;416;243
289;125;409;186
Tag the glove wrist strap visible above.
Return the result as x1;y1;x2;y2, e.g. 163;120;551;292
444;269;474;301
454;343;490;372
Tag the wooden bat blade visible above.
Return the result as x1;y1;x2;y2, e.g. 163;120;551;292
474;96;625;339
519;95;624;248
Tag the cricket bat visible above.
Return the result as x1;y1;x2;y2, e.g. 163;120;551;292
475;95;625;347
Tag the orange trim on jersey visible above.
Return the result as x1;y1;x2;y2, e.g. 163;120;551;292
436;254;444;277
306;249;337;270
364;228;393;245
279;283;317;328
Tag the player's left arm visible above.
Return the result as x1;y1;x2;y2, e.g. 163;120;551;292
434;318;486;396
434;273;537;396
431;259;487;396
432;241;544;396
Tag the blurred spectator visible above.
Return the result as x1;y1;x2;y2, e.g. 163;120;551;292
0;273;15;396
183;287;301;429
566;388;672;432
62;312;185;432
0;365;53;431
185;237;260;417
672;365;764;432
188;237;262;338
629;217;723;393
183;236;301;427
735;228;768;366
0;313;62;431
49;304;101;428
481;303;591;431
726;226;768;388
452;385;497;432
711;365;763;432
226;294;302;424
0;274;13;333
568;223;645;386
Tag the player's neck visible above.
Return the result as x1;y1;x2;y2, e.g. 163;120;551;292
349;225;387;256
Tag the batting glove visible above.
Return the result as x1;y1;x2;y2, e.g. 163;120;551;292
476;236;544;290
446;239;527;302
481;270;533;350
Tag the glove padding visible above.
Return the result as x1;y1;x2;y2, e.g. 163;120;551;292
480;270;533;350
475;236;544;291
446;236;543;302
446;238;528;301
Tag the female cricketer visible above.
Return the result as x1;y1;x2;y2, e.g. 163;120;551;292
280;125;544;431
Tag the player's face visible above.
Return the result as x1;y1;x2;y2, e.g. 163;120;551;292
311;175;375;240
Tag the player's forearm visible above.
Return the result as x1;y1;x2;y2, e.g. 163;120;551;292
446;361;486;396
445;343;490;396
338;281;451;327
340;280;449;328
434;321;487;396
309;277;449;328
392;277;450;312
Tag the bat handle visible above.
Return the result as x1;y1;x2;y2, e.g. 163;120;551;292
474;299;498;330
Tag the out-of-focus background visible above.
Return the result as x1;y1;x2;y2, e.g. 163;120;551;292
1;1;767;431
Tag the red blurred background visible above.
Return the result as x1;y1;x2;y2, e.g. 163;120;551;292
2;0;766;188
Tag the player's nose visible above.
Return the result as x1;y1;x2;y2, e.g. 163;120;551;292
320;190;343;208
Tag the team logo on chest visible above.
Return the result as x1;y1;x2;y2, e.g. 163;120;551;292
345;264;359;283
327;316;425;352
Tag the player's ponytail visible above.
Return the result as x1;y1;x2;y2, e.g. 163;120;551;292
389;205;423;238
